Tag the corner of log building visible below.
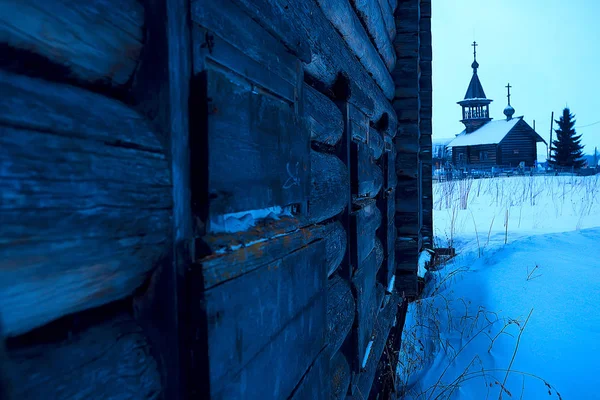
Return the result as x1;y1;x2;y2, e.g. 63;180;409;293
0;0;432;398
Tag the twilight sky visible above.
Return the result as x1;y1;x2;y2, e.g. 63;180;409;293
431;0;600;155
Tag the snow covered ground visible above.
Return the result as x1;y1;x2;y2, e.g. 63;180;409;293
398;174;600;399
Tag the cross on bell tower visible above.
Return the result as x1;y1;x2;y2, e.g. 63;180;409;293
458;42;492;132
504;83;515;120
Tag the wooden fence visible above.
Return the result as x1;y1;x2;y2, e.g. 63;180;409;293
0;0;432;398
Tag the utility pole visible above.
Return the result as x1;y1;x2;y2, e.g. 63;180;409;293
548;111;554;162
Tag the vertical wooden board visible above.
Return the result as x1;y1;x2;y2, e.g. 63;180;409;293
330;351;351;400
216;293;326;399
327;274;355;359
353;141;383;199
204;67;309;218
353;293;400;398
204;240;326;394
289;349;330;400
352;246;385;367
386;141;398;190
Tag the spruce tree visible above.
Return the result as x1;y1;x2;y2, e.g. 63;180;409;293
550;107;585;168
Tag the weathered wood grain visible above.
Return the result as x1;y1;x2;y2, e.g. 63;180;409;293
327;274;355;359
315;0;394;97
349;0;396;70
309;151;350;224
224;0;397;137
353;247;385;366
331;351;351;400
353;292;400;397
305;84;344;146
7;313;161;400
0;0;144;87
378;0;397;41
289;349;330;400
0;71;171;337
199;219;345;289
200;67;309;220
370;128;385;160
354;141;384;199
229;0;312;62
191;0;298;97
202;240;326;399
352;199;383;268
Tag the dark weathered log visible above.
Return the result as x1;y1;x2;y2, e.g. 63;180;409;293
395;273;418;298
331;351;351;400
353;293;400;397
349;0;396;70
0;319;9;400
191;0;299;100
315;0;394;97
354;141;383;199
228;0;311;62
7;313;161;400
378;0;396;41
323;222;348;277
290;349;330;400
396;151;419;179
200;240;326;399
353;246;385;366
353;199;382;267
327;275;355;359
369;128;385;160
199;218;345;288
0;71;171;337
309;151;350;224
225;0;397;137
0;0;144;87
305;84;344;146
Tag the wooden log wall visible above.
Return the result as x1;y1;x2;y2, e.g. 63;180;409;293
1;0;432;397
0;0;191;397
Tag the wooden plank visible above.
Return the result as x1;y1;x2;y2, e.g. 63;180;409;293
305;84;344;146
229;0;311;62
199;220;345;289
0;0;144;87
395;273;418;298
6;313;161;400
349;0;396;70
353;293;400;397
203;240;326;398
331;351;351;400
326;274;355;359
289;349;330;399
191;0;298;101
225;0;397;137
378;0;397;41
201;66;309;220
352;245;385;368
0;71;171;337
315;0;394;97
309;151;350;224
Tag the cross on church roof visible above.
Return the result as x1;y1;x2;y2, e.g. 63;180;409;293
505;83;512;105
472;41;478;60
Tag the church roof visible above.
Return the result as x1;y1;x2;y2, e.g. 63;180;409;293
447;117;522;147
464;73;487;100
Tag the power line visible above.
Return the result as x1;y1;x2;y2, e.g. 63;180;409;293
576;120;600;129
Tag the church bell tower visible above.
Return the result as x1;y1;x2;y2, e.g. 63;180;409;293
458;42;493;133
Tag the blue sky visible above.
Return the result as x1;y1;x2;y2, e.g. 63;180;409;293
432;0;600;155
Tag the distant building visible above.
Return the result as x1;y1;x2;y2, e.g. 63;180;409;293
447;42;546;168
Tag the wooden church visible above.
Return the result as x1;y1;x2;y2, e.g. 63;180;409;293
448;42;546;168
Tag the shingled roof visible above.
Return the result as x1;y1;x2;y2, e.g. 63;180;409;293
464;72;487;100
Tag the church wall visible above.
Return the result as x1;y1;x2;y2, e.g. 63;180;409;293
499;121;538;167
